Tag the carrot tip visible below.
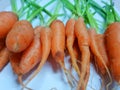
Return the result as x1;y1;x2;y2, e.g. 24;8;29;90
18;75;32;90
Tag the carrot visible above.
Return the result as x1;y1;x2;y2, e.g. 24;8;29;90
9;27;42;89
74;17;90;90
0;11;18;39
23;26;52;87
0;47;10;71
0;38;5;51
65;18;80;77
104;22;120;84
6;20;34;53
88;29;112;90
50;20;75;87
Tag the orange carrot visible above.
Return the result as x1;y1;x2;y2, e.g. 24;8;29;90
0;47;10;71
23;26;52;87
50;20;76;87
6;20;34;53
10;27;42;89
0;11;18;39
74;18;90;90
88;29;112;90
65;18;80;77
104;22;120;84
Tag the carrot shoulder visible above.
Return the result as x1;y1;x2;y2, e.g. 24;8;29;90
0;11;18;39
6;20;34;53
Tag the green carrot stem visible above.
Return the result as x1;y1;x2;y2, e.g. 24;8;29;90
75;0;81;17
61;0;77;15
10;0;17;13
39;12;45;26
25;0;53;17
86;5;99;33
89;0;106;17
27;0;54;22
47;14;64;26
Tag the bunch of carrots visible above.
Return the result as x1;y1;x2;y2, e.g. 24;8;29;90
0;0;120;90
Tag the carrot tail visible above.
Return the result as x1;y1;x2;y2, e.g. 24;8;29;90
69;47;81;77
58;60;77;88
67;45;80;77
72;58;80;77
81;63;90;90
18;75;32;90
24;58;47;86
77;46;90;90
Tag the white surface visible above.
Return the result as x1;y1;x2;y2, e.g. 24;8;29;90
0;0;120;90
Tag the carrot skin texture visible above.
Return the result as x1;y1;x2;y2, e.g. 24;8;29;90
6;20;34;53
19;35;42;74
104;22;120;84
50;20;65;63
75;18;90;90
24;26;52;86
0;11;18;39
50;20;75;86
9;53;22;75
0;47;10;71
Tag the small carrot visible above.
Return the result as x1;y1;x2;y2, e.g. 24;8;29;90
0;11;18;39
74;18;90;90
88;29;112;90
6;20;34;53
11;27;42;89
23;26;52;87
0;47;10;71
104;22;120;85
65;18;80;77
50;20;76;87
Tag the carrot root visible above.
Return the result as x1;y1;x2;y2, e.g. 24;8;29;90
18;75;32;90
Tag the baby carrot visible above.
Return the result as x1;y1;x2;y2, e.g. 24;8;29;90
74;18;90;90
50;20;75;87
88;29;112;90
23;26;52;87
65;18;80;77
